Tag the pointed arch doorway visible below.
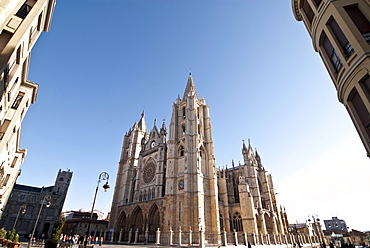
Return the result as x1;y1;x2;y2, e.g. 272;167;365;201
148;204;160;243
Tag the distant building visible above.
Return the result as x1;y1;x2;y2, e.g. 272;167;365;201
1;169;72;238
292;0;370;157
0;0;56;213
324;217;348;232
62;210;108;237
63;210;105;221
289;222;325;243
323;229;369;246
349;229;369;246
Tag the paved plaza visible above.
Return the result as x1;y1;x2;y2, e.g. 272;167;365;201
18;241;318;248
19;242;164;248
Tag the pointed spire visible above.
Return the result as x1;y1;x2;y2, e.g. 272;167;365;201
160;119;167;136
242;140;247;151
161;119;166;130
137;110;147;132
255;149;260;159
183;74;198;100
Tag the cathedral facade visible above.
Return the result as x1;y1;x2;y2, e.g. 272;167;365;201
109;76;317;247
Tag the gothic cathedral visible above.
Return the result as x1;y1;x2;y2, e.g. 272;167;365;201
109;75;289;246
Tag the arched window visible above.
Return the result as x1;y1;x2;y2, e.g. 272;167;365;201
232;212;243;232
219;212;224;231
199;147;208;176
182;107;186;119
179;146;184;157
182;125;186;134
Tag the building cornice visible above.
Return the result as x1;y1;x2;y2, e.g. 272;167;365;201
292;0;302;21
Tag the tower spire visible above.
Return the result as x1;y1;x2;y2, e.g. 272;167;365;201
137;110;147;132
183;74;198;100
242;140;247;151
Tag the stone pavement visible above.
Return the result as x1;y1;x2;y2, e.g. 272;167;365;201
18;241;318;248
19;242;165;248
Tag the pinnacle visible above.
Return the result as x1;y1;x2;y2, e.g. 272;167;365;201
182;75;198;100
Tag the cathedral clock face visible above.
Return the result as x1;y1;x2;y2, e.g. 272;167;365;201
179;180;184;189
143;163;156;183
151;141;156;148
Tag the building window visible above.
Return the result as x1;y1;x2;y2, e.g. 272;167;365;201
302;0;314;24
16;4;32;19
10;156;18;168
321;32;342;73
348;88;370;136
11;92;24;109
16;47;21;64
313;0;322;7
29;26;37;41
219;213;224;231
345;5;370;43
37;13;43;31
232;212;243;232
360;74;370;101
179;146;184;157
327;17;354;57
182;125;185;134
3;174;10;187
0;120;11;140
182;107;186;119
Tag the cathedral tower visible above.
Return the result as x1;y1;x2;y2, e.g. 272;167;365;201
164;75;220;239
109;112;147;228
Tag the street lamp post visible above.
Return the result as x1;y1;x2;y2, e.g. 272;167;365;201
12;204;26;230
28;195;51;248
84;172;110;248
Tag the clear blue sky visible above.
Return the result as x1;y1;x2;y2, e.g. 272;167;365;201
18;0;369;231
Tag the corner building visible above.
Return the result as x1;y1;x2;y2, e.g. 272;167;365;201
109;76;319;247
292;0;370;157
0;0;55;214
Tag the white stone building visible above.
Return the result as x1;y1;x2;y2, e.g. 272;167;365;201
0;0;56;215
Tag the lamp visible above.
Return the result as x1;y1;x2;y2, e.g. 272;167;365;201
27;195;51;248
84;172;109;248
12;204;26;230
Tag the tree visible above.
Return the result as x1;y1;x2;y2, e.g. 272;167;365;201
0;228;6;239
6;229;16;241
45;218;65;248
